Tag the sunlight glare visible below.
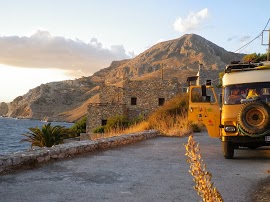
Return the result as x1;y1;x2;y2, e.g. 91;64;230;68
0;64;73;102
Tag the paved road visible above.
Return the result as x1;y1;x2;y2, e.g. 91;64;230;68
0;132;269;202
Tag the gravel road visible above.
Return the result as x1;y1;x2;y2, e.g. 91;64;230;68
0;132;269;202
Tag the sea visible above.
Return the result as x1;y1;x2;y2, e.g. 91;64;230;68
0;117;73;155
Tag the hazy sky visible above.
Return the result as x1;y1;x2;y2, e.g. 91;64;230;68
0;0;270;102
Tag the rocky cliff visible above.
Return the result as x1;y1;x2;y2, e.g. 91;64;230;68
2;34;244;122
6;78;102;122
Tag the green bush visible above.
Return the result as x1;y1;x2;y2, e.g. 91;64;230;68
92;114;144;134
70;116;87;136
105;115;129;131
93;126;105;133
129;113;145;125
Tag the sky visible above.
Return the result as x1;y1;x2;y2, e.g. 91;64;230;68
0;0;270;102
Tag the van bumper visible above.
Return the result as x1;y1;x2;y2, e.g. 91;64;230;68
222;135;270;146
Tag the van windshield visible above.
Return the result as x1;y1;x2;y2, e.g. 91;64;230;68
224;82;270;105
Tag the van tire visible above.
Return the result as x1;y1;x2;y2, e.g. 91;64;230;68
237;100;270;134
222;141;234;159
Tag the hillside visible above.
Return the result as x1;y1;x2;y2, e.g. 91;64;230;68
1;34;244;122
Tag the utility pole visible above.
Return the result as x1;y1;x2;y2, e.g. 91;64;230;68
160;64;165;80
268;27;270;61
262;27;270;61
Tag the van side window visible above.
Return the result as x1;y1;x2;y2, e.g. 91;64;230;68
191;87;216;103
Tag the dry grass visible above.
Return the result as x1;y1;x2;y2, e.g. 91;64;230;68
148;112;192;136
184;135;223;202
90;121;150;140
147;93;192;136
90;112;192;140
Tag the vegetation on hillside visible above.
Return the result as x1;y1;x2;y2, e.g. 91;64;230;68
242;53;267;63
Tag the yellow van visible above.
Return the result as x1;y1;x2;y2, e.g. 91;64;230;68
188;62;270;159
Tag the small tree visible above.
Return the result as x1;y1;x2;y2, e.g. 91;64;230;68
21;123;69;148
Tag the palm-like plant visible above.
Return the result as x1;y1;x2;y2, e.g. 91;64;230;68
21;123;69;148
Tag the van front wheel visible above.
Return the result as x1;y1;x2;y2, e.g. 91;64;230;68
222;141;234;159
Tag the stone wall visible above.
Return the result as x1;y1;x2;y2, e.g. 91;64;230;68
99;84;124;103
0;130;159;174
87;103;127;133
122;78;181;118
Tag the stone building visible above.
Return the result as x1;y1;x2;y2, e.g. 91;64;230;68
187;64;222;102
86;78;184;133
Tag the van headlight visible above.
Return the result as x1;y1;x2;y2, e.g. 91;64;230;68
224;126;236;132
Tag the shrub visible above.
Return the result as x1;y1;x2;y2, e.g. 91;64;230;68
70;116;87;136
93;126;106;133
105;115;129;131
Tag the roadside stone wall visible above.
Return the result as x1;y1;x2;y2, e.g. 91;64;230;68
0;130;159;174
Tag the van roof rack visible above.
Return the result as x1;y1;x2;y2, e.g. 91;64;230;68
225;61;270;73
225;63;257;73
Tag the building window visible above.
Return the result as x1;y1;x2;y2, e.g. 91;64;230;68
206;79;212;86
182;87;188;93
101;119;107;126
158;98;165;106
131;97;137;105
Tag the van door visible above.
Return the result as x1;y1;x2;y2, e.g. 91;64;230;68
188;85;221;138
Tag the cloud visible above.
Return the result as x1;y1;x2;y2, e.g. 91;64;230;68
0;30;131;77
173;8;209;33
239;35;251;42
227;36;238;42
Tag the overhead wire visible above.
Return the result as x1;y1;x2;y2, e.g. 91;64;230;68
234;18;270;53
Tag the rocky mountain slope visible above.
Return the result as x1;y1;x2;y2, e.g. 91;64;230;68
1;34;244;122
